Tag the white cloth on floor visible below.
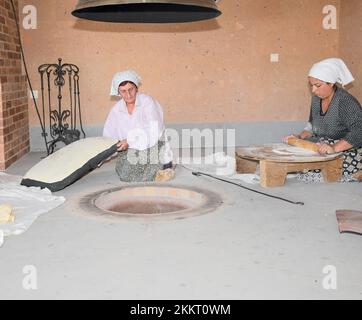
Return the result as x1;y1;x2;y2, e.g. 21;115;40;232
178;152;236;175
0;173;65;248
178;152;261;183
178;152;298;185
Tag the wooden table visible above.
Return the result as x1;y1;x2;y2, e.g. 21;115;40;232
236;143;343;187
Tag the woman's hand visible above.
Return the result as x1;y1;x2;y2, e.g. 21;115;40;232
317;142;335;155
283;134;299;143
283;130;313;143
117;139;129;151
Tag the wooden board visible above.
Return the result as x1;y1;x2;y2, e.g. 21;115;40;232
236;143;342;163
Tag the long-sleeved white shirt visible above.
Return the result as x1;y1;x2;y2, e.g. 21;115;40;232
103;93;173;163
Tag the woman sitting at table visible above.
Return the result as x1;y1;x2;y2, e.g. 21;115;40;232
284;58;362;182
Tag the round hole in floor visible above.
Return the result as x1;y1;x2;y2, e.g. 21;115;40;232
80;184;223;220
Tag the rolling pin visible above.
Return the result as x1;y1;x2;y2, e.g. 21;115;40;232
286;136;320;153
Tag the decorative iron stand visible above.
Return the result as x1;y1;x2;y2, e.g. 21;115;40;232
38;58;86;155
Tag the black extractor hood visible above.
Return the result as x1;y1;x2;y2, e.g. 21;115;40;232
71;0;222;23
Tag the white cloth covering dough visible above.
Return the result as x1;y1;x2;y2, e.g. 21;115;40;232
0;173;65;248
178;152;237;176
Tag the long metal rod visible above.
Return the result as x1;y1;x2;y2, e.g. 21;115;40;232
191;171;305;206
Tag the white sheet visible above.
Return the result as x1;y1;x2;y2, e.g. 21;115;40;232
177;152;297;185
0;173;65;248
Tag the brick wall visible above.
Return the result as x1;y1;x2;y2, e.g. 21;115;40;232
0;0;29;170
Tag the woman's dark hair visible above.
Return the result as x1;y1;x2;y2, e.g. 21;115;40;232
119;81;137;88
326;82;338;89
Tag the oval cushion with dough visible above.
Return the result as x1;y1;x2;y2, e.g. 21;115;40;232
21;137;118;192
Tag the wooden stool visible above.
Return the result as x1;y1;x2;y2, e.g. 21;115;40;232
236;144;343;188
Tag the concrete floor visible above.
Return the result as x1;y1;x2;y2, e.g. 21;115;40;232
1;151;361;300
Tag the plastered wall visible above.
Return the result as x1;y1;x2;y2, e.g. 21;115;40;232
19;0;342;129
339;0;362;102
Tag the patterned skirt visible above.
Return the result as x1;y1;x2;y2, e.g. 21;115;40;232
297;138;362;183
115;140;167;182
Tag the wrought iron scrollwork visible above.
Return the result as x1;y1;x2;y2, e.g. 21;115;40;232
38;58;85;155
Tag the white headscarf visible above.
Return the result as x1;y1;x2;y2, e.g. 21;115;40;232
110;70;142;96
308;58;354;87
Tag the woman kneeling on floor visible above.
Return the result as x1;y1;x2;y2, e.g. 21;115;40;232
103;70;174;182
284;58;362;182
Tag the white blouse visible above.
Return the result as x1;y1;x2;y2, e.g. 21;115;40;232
103;93;173;163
